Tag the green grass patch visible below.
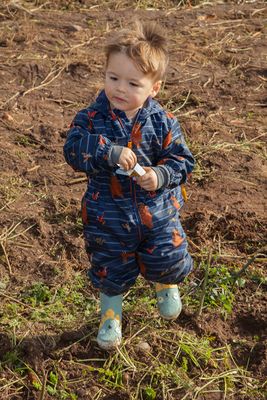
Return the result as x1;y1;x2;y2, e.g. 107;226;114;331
0;273;265;399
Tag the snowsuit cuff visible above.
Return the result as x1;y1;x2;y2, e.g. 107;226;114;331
151;166;171;189
108;145;124;166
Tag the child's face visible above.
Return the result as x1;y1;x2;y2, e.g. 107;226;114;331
105;52;161;119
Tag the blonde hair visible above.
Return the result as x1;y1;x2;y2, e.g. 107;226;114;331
105;21;168;81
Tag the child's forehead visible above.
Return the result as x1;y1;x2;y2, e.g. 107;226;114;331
106;52;151;81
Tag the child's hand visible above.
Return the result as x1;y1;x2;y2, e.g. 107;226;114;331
136;167;158;191
118;147;137;170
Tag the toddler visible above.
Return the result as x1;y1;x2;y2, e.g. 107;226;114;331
64;21;195;350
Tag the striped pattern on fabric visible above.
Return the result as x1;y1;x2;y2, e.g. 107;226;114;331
64;91;195;295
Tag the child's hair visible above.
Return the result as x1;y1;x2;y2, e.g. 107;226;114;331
104;21;168;81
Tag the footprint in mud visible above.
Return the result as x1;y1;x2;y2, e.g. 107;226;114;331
233;313;267;336
232;340;267;378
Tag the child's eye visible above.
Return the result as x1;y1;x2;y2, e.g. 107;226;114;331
110;76;117;81
130;82;139;87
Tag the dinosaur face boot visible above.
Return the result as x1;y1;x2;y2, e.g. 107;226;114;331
97;292;122;350
155;283;182;320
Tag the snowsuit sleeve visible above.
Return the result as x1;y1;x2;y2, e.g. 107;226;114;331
63;109;112;174
157;114;195;188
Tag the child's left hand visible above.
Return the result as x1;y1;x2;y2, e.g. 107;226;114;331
135;167;158;191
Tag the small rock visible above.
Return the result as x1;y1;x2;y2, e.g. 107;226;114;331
0;280;7;290
72;24;83;31
2;112;14;122
136;341;151;353
122;372;130;385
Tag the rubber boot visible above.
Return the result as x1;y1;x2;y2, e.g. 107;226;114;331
155;283;182;320
97;292;122;350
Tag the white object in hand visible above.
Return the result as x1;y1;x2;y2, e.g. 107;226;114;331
116;163;146;177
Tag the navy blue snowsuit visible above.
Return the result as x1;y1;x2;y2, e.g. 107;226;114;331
64;91;195;296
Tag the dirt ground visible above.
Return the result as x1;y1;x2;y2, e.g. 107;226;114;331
0;1;266;399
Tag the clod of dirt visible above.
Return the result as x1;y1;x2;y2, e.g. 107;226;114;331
135;341;151;353
0;333;12;360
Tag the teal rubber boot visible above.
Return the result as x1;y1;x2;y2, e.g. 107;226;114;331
97;292;122;350
155;283;182;320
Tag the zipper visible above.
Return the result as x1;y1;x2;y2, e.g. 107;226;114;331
130;178;143;241
111;107;144;241
112;107;142;145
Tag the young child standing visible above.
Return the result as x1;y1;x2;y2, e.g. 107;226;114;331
64;21;195;350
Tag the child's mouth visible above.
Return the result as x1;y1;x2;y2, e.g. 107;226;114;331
114;96;126;103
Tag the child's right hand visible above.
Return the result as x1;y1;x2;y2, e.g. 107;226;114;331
118;147;137;170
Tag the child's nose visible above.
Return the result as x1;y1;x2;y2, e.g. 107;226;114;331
117;82;126;93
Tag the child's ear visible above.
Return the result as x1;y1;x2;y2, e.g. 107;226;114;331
151;80;162;97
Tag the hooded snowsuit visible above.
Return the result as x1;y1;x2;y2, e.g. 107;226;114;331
64;91;195;295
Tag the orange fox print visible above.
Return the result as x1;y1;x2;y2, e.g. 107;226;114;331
121;251;135;263
81;199;88;224
121;223;131;232
99;135;106;147
136;254;146;276
146;246;156;254
166;111;175;119
131;123;142;148
97;213;105;225
163;130;172;149
171;196;180;210
88;111;97;119
148;191;156;198
88;111;97;130
157;158;167;165
92;191;100;201
172;229;184;247
96;267;107;279
138;203;153;229
82;152;92;162
110;175;124;198
110;110;117;121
